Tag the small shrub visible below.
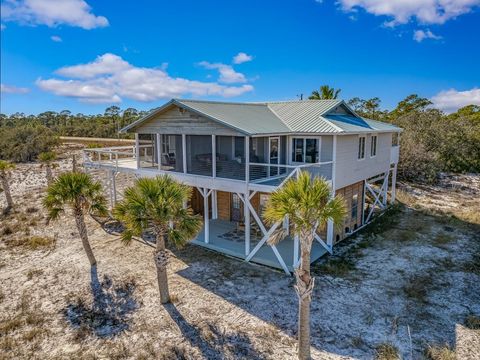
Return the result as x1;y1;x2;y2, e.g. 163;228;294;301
315;256;356;277
375;342;399;360
2;226;13;235
87;143;103;149
425;344;455;360
433;232;454;247
0;317;23;336
403;274;435;303
465;314;480;329
462;253;480;275
26;268;44;280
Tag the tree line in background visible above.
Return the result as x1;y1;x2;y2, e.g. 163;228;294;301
1;93;479;182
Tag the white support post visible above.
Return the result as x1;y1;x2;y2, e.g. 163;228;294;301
326;220;334;249
135;133;140;169
212;135;216;178
361;180;366;225
293;233;299;268
245;136;250;184
244;192;250;255
111;170;117;205
383;171;389;207
156;133;161;171
332;135;337;188
390;164;397;204
203;188;210;244
182;134;187;174
212;190;218;219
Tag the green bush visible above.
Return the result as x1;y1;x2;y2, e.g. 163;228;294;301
0;125;59;162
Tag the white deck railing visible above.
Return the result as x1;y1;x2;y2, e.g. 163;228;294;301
83;145;333;186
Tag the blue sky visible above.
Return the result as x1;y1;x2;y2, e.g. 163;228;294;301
1;0;479;115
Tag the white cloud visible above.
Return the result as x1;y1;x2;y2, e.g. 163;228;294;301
56;53;131;78
1;0;108;29
1;83;30;94
36;53;254;103
431;88;480;113
233;52;253;64
50;35;62;42
198;61;247;84
413;29;442;42
338;0;480;26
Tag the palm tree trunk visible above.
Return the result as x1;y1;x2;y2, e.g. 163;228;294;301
72;155;77;172
1;175;13;210
154;232;170;304
46;166;53;184
296;233;315;360
74;208;97;266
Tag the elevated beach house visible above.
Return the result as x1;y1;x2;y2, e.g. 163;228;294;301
84;99;401;274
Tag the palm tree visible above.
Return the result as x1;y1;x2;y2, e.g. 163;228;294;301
308;85;341;100
263;171;346;360
0;160;16;212
113;175;202;304
43;172;107;266
38;151;58;184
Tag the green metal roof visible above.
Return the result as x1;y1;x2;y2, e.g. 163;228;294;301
122;98;402;135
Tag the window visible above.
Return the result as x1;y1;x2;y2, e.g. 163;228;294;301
292;138;304;162
370;135;377;157
358;136;366;159
351;194;358;220
259;194;269;217
291;138;318;163
392;133;399;147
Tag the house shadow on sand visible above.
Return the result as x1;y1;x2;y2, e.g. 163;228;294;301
172;203;480;359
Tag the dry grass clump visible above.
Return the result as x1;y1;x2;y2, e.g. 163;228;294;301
425;344;455;360
25;207;39;214
402;273;435;304
464;314;480;330
432;232;454;247
26;269;44;280
7;236;56;251
375;342;400;360
461;253;480;275
0;294;50;357
314;256;357;277
395;189;416;207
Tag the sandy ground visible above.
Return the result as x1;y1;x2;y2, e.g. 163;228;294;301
1;146;479;359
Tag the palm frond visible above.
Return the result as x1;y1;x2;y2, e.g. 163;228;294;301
113;175;202;249
267;228;288;246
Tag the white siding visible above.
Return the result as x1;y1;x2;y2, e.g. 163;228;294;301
334;133;393;189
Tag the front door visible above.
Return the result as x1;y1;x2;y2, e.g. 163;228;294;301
269;137;279;176
231;193;243;222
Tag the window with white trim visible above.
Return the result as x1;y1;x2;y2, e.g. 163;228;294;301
351;193;358;220
370;135;377;157
358;136;366;160
392;133;399;147
291;138;319;163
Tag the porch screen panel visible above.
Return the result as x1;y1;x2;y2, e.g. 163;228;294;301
160;135;183;172
186;135;212;176
138;134;156;168
215;136;245;180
